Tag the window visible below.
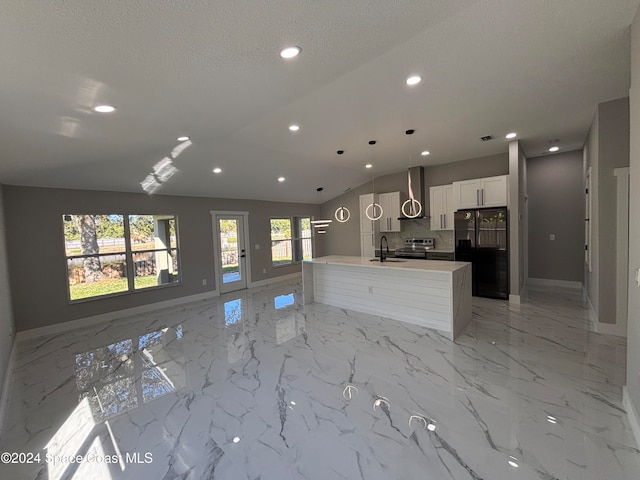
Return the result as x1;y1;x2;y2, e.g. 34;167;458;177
63;214;180;301
270;216;312;266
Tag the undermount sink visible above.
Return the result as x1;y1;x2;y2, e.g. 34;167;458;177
369;258;406;263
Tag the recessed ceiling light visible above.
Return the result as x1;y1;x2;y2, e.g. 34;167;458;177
508;459;519;468
549;146;560;152
232;436;240;444
278;176;285;182
177;136;190;141
365;163;373;169
93;105;116;113
406;75;422;86
280;46;301;59
213;168;222;174
506;132;517;139
289;124;300;132
421;150;430;156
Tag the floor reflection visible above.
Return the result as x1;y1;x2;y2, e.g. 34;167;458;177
74;325;185;421
274;292;305;344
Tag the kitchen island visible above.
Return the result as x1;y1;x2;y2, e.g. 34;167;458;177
302;256;472;340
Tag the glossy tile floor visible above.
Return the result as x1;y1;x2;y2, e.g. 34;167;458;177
1;280;639;479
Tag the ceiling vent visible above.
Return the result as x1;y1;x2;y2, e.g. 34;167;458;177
479;135;495;142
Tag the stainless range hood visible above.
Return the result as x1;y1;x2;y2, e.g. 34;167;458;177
398;166;430;220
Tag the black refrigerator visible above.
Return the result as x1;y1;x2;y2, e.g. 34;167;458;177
454;207;509;299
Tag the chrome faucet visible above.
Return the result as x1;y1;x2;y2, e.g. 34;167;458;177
380;235;388;262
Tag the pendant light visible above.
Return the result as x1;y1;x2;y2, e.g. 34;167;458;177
401;129;423;218
365;140;383;221
311;187;332;234
334;150;351;223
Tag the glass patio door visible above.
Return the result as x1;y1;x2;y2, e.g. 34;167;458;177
216;215;247;293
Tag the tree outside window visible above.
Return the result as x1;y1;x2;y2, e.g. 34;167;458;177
270;216;312;266
63;214;180;301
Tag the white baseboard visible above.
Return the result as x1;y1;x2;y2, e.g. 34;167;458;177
249;272;301;289
581;289;626;337
594;321;627;337
18;289;220;340
509;294;521;304
0;338;17;438
527;277;582;289
623;386;640;450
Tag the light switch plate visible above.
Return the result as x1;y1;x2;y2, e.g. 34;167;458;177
635;268;640;287
549;234;555;241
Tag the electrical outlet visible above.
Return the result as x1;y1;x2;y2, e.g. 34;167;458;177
263;268;266;274
202;279;207;285
255;244;260;250
549;234;555;241
635;268;640;287
368;286;374;294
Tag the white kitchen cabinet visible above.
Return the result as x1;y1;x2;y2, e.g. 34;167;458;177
430;184;454;230
359;193;379;256
360;232;376;258
359;193;377;233
452;175;507;209
379;191;401;232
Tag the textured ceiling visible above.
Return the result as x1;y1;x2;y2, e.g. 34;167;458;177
0;1;637;203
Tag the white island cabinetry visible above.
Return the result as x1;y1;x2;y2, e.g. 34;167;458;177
303;256;472;340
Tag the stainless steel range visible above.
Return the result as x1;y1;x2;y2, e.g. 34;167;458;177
394;238;435;259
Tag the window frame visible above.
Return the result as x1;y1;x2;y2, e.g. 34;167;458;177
62;213;182;303
270;216;313;267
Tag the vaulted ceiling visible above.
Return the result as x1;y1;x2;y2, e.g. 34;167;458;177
0;1;637;203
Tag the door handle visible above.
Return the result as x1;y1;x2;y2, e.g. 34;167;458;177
443;214;446;229
476;189;480;206
440;214;443;229
240;254;246;258
481;188;484;205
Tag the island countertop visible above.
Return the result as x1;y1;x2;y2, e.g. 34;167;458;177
302;256;472;340
305;255;469;273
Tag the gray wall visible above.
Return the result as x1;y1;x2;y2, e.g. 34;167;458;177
0;185;15;400
527;150;584;282
584;97;630;325
317;153;509;256
3;186;319;331
598;97;630;325
627;5;640;436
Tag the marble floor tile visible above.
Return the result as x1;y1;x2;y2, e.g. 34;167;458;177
0;280;638;479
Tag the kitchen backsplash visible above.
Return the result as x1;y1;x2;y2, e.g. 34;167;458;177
384;220;454;250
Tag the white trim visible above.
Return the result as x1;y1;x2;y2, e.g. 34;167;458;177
0;338;17;437
614;167;629;336
18;290;219;340
623;386;640;450
249;272;301;288
582;289;627;337
527;277;582;289
509;294;521;304
594;321;627;337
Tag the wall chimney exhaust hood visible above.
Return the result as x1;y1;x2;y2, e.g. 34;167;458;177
398;166;430;220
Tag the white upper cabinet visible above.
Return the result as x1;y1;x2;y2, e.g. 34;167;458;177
359;193;377;234
452;175;507;209
430;184;454;230
379;192;401;232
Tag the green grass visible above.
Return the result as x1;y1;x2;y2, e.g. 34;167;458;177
69;275;160;300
